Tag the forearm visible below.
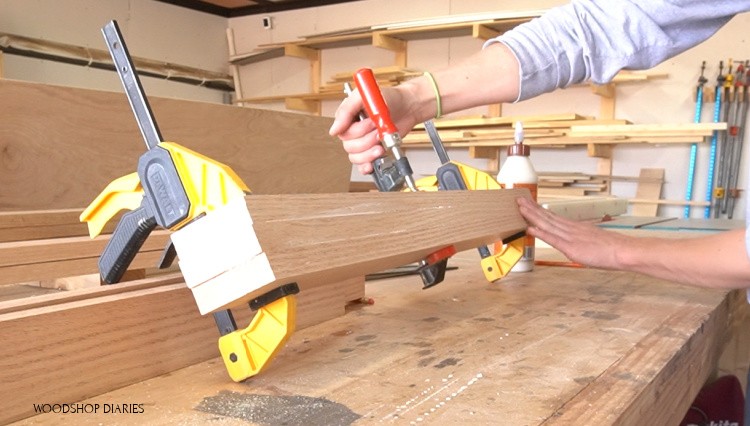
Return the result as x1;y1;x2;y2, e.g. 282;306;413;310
493;0;743;101
616;229;750;289
396;43;520;122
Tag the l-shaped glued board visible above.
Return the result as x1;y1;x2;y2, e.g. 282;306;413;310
185;190;530;312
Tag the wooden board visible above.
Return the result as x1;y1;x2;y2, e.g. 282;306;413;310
0;190;527;288
0;79;350;210
0;231;169;286
16;250;737;425
416;113;586;130
598;216;677;229
188;190;529;312
643;218;746;232
0;273;364;424
541;196;628;221
0;209;95;242
630;168;665;217
568;122;726;137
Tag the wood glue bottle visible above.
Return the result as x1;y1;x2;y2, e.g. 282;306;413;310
496;122;537;272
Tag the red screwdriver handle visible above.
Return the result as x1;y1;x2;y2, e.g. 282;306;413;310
354;68;398;139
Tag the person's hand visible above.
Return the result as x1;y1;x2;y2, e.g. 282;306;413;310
516;197;632;270
329;84;422;175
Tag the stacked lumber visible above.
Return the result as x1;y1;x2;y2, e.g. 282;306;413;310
538;172;609;197
537;171;672;215
319;65;421;95
236;10;545;61
402;113;726;148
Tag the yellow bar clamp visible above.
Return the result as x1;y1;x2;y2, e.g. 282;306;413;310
82;142;295;383
415;161;524;282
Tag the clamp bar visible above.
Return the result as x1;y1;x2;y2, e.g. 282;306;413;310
424;120;450;165
102;20;162;150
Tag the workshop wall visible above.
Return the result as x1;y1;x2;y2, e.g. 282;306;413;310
0;0;228;103
230;0;750;219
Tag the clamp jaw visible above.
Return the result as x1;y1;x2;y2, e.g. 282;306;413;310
80;142;250;282
215;283;299;381
80;20;296;383
415;120;525;282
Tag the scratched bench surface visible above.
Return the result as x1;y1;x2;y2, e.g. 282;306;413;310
18;250;732;425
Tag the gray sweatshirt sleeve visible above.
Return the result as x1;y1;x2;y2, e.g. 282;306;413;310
487;0;750;101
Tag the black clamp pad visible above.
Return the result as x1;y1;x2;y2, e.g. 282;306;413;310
249;283;300;311
417;259;449;289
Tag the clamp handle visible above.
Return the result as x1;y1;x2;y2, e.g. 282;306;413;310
344;81;407;192
99;204;157;284
354;68;398;138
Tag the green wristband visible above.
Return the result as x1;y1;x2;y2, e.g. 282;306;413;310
423;71;442;119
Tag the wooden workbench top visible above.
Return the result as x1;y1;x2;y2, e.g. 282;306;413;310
19;250;738;425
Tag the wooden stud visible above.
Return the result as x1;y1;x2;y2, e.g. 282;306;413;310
585;143;613;194
226;28;244;106
591;82;615;99
587;143;613;159
472;24;501;40
628;198;709;207
372;32;406;52
487;103;502;117
598;90;616;120
484;104;503;172
469;146;501;159
283;44;319;61
285;97;322;114
0;190;527;298
589;83;616;189
283;44;322;114
311;52;322;94
469;146;501;174
372;32;407;67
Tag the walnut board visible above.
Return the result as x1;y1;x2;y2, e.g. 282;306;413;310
0;79;350;211
16;250;736;425
188;190;530;312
